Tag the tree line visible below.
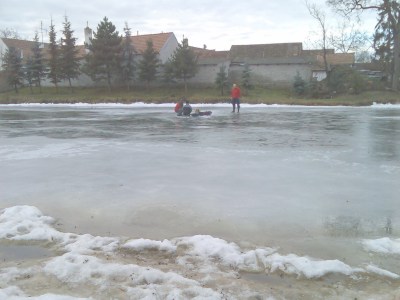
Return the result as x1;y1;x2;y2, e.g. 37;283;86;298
325;0;400;91
1;16;200;94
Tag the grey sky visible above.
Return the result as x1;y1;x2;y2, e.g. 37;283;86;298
0;0;377;50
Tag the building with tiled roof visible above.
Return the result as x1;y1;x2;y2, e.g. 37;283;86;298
189;47;230;84
129;32;178;63
0;38;51;67
1;27;356;89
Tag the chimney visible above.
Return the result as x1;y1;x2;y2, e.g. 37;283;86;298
84;23;93;47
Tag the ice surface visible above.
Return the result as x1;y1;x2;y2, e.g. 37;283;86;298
1;104;400;298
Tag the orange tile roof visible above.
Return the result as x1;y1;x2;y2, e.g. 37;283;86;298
230;43;303;60
2;38;50;61
129;32;174;54
190;47;229;59
326;53;354;65
2;38;87;61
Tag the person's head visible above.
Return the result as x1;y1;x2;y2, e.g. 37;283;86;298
185;101;190;105
233;83;237;88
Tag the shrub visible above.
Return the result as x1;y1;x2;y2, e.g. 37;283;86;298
328;65;366;95
293;71;306;96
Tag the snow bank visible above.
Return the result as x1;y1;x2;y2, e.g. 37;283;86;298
262;253;360;278
0;206;399;299
0;206;65;242
372;102;400;108
365;264;400;279
362;237;400;255
122;238;177;253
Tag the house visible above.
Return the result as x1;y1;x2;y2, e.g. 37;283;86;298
1;27;355;90
189;43;355;88
0;37;50;70
303;49;355;81
0;30;178;88
228;43;315;87
189;47;230;85
0;36;89;88
129;32;179;64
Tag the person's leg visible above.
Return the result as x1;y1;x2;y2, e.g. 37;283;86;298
232;100;235;112
237;100;240;113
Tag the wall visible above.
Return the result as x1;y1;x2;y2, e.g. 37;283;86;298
188;61;230;85
229;64;312;88
159;34;179;64
0;38;8;71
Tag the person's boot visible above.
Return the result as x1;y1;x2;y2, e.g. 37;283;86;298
232;108;235;113
237;107;240;113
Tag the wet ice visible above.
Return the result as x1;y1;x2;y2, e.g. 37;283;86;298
0;103;399;298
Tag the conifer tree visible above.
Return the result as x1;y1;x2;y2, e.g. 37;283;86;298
162;60;175;85
138;39;160;88
215;65;228;96
85;17;123;91
48;20;61;91
1;47;23;93
328;0;400;90
60;16;80;91
31;32;45;93
241;63;252;95
24;56;35;94
170;38;198;93
121;22;135;91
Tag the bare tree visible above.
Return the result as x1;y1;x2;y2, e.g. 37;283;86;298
0;27;20;39
327;0;400;91
329;22;371;53
306;1;330;77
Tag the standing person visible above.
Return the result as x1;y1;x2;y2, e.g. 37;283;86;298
231;83;241;113
182;100;192;116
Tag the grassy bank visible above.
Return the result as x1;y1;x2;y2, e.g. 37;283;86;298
0;86;400;106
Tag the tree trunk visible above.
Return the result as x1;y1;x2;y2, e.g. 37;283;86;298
68;78;74;93
392;22;400;91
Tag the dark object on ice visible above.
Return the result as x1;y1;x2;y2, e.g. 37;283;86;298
177;108;212;117
191;111;212;117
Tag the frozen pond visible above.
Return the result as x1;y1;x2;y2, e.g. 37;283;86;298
0;103;399;299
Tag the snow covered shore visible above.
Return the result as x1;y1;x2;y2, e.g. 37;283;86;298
0;206;399;299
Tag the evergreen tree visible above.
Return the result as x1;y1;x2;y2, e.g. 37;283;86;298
215;65;228;96
162;59;175;85
48;20;61;91
60;16;80;91
31;32;46;93
121;22;135;91
1;47;23;93
293;71;306;96
170;38;198;93
85;17;123;91
241;63;252;95
24;56;35;94
328;0;400;90
138;39;160;87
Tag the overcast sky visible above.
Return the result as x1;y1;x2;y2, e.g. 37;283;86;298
0;0;377;50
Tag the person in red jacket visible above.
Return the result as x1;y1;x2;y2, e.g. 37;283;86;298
174;99;184;114
231;83;241;113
